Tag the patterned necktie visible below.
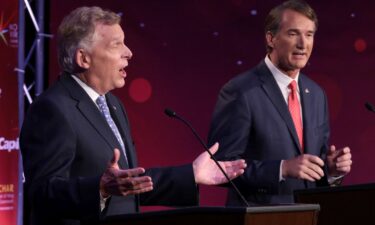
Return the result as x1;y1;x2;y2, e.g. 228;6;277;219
288;80;304;151
96;95;128;161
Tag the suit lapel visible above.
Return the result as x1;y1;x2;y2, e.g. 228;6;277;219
59;74;128;167
299;75;312;154
257;62;302;152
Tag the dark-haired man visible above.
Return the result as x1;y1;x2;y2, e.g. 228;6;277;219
208;0;352;205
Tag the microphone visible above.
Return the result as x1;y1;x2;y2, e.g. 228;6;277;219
164;108;250;207
365;102;375;113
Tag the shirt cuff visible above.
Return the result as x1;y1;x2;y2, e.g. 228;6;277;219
279;160;285;182
100;191;110;212
327;175;344;186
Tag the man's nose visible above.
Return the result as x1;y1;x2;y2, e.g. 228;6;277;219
297;35;307;49
123;45;133;60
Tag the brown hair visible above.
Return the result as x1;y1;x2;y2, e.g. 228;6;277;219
57;6;121;73
264;0;318;53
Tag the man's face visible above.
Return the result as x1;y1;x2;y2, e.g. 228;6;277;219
267;9;315;78
84;23;132;94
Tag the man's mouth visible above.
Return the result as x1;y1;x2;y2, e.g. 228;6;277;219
293;52;305;56
119;67;126;77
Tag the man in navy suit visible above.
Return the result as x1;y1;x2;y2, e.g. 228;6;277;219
20;6;246;225
208;0;352;206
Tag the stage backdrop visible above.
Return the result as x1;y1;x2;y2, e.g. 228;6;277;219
0;0;20;224
48;0;375;208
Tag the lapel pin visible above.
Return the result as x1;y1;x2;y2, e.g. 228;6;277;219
305;88;310;94
113;106;117;110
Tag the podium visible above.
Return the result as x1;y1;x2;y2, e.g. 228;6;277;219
102;204;319;225
294;183;375;225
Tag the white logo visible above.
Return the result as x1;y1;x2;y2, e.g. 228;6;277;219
0;137;19;151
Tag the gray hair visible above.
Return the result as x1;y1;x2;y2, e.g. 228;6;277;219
57;6;121;73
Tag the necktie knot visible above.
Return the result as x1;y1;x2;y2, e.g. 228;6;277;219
289;80;297;91
96;96;107;109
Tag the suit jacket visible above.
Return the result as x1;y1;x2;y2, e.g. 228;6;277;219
20;73;198;225
208;61;329;205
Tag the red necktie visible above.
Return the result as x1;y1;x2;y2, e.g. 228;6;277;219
288;80;304;151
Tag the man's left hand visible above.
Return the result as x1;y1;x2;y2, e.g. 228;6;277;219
327;145;352;177
193;142;247;185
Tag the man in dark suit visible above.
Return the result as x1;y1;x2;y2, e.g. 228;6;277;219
208;0;352;206
20;6;246;225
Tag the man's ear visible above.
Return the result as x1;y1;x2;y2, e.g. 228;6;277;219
266;31;275;49
75;49;90;69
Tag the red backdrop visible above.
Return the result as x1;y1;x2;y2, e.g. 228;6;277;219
0;0;20;224
47;0;375;209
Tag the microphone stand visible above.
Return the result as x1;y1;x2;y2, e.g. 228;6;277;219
164;108;250;207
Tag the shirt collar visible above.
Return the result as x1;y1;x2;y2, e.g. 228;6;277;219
264;55;300;91
71;75;101;103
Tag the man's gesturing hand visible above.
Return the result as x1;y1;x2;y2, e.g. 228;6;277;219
100;148;153;197
193;142;247;185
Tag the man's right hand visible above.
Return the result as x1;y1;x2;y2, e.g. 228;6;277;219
282;154;325;182
100;148;153;198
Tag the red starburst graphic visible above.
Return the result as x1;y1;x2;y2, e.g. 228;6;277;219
0;10;17;46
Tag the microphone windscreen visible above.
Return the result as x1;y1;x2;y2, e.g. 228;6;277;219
164;108;176;117
365;102;375;112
